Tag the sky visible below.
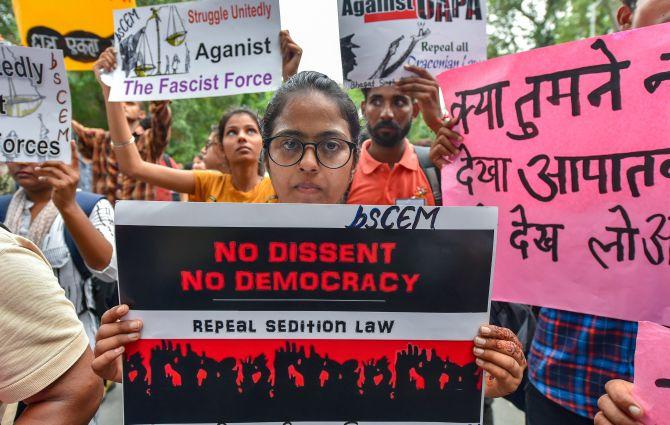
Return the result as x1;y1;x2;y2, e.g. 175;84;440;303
279;0;344;84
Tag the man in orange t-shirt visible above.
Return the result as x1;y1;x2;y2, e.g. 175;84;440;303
347;66;455;206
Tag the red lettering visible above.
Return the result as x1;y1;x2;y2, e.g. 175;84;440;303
300;272;319;291
256;272;271;290
205;272;225;290
289;242;297;261
269;242;287;262
299;242;317;262
214;241;237;263
273;271;298;291
238;243;258;262
360;274;377;291
379;272;399;292
339;244;354;263
322;271;340;292
357;243;378;264
380;242;397;264
342;272;359;292
235;271;254;291
181;270;202;291
214;241;258;263
403;274;420;293
320;243;337;262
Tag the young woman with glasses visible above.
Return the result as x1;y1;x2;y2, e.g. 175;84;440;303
92;72;526;403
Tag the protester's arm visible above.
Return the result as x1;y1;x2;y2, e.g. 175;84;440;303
17;350;102;425
396;65;443;134
430;117;462;169
71;119;104;153
34;142;113;271
280;30;302;81
94;47;196;194
473;325;527;398
146;100;172;163
594;380;644;425
92;304;143;383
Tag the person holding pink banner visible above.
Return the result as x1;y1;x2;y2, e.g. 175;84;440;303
595;380;645;425
525;1;670;424
430;0;670;425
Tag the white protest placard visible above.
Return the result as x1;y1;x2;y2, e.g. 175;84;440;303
108;0;282;101
337;0;488;89
0;45;71;164
115;202;497;425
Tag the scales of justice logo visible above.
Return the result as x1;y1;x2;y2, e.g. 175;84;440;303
0;45;50;162
120;5;191;79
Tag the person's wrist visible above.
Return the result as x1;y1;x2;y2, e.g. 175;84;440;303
58;198;81;217
112;135;135;149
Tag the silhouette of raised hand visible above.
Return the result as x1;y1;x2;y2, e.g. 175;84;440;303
416;348;445;392
275;342;306;389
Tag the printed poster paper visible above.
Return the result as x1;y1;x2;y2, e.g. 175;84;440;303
0;45;71;163
337;0;488;89
115;202;498;425
108;0;282;101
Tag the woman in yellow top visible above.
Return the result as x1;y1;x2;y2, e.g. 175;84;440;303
188;108;275;203
93;31;302;203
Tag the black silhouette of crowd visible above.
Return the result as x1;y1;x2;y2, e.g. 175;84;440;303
123;341;482;423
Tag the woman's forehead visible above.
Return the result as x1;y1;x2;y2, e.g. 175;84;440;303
226;113;258;128
273;92;350;138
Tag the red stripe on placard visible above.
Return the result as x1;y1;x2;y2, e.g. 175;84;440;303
364;9;418;23
124;339;479;388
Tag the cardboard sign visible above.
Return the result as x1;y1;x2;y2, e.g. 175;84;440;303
435;23;670;324
115;202;497;425
337;0;487;89
634;321;670;425
108;0;282;101
0;45;71;163
13;0;136;71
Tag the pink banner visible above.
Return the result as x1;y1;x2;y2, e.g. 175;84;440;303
436;23;670;324
634;321;670;424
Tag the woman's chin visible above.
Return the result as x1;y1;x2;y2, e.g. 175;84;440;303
283;190;329;204
229;153;260;164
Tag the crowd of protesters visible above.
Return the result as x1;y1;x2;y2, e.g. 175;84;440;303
0;1;667;424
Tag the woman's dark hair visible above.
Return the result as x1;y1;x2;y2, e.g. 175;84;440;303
217;107;265;176
262;71;361;146
622;0;637;9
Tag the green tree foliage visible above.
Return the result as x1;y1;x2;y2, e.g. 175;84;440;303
487;0;622;57
1;0;628;163
0;0;19;45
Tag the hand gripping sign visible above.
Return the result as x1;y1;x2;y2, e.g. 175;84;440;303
634;321;670;425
